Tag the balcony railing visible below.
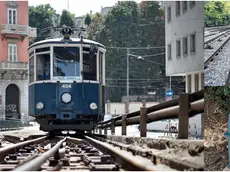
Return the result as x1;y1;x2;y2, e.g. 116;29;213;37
0;24;37;38
0;61;28;70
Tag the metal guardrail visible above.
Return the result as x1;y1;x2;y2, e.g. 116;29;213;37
0;119;32;131
97;90;204;139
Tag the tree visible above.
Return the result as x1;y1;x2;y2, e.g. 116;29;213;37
29;4;58;41
205;1;230;26
84;14;92;26
88;1;175;102
60;10;76;27
87;12;104;40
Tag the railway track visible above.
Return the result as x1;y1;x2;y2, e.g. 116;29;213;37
204;29;230;86
0;134;203;171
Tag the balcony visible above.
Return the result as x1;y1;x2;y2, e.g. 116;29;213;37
0;61;28;80
0;61;28;70
0;24;37;41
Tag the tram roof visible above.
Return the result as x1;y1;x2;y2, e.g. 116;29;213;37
28;38;106;50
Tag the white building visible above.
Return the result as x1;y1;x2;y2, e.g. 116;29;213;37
101;6;113;16
75;16;86;28
165;1;204;93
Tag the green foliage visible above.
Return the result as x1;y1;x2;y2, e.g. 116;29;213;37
60;10;76;27
205;1;230;26
87;13;104;40
205;86;230;113
29;4;58;41
84;14;92;26
86;1;178;102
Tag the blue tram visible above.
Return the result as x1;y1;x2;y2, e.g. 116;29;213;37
28;27;106;133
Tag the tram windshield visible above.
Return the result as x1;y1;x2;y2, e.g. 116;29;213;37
53;47;80;80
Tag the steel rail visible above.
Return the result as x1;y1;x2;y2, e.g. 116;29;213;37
205;30;230;45
0;136;48;163
66;137;86;144
99;99;204;128
83;136;157;171
13;137;66;171
101;90;203;125
205;35;230;68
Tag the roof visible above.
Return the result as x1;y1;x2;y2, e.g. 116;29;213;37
28;38;106;50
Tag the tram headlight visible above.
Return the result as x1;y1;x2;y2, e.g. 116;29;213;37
90;103;98;110
61;93;72;103
36;102;44;110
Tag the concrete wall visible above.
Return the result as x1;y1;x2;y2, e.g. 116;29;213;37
165;1;204;76
165;1;204;93
105;102;159;115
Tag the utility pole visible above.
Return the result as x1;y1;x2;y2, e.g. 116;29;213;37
126;48;129;114
67;0;69;11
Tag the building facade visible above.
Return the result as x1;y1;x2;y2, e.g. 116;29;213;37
165;1;204;93
100;6;113;16
0;1;36;121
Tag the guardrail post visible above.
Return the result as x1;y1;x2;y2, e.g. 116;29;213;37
104;127;107;135
111;118;115;135
140;107;147;137
122;114;127;135
178;93;189;139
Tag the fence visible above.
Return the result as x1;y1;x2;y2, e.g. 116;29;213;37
0;119;32;131
97;90;204;139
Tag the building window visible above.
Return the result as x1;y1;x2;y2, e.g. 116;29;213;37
182;1;187;13
189;1;195;9
190;33;196;53
8;44;17;62
187;74;191;93
77;20;82;26
176;1;180;17
167;6;171;22
167;44;172;60
176;40;181;58
183;37;188;56
8;8;17;24
195;74;199;91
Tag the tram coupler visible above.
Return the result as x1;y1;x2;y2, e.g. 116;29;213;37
224;113;230;168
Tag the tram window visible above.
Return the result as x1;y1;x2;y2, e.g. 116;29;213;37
35;47;50;53
29;51;34;57
83;52;97;81
36;54;50;81
53;47;80;79
29;56;34;83
99;51;103;83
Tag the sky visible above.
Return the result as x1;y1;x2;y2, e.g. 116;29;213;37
28;0;142;17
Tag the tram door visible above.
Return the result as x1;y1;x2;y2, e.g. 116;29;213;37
5;84;20;119
99;51;103;119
